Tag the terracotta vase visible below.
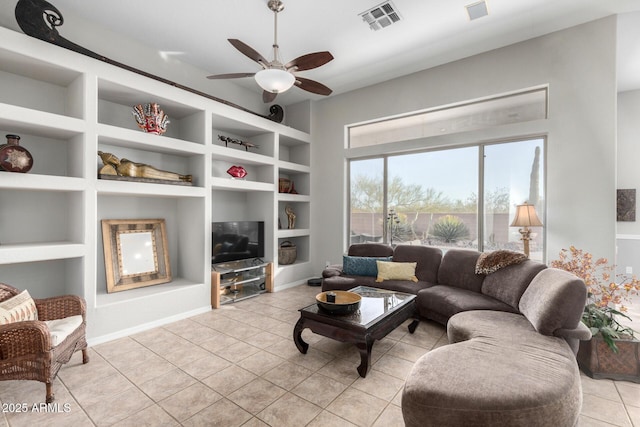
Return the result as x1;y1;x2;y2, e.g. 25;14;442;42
577;335;640;383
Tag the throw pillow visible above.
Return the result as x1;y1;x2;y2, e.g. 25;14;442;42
0;290;38;325
475;250;528;275
343;255;392;277
375;261;419;282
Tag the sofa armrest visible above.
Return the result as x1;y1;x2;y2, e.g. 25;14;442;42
554;321;592;341
322;265;343;278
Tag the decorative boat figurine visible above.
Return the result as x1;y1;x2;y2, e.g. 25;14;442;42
132;103;170;135
227;165;248;179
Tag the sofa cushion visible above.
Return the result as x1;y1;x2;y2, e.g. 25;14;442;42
343;255;392;277
348;243;394;257
437;249;485;292
376;261;418;282
481;259;547;309
519;268;587;336
393;245;442;283
416;285;517;322
402;329;581;427
0;290;38;325
475;250;527;275
322;275;378;292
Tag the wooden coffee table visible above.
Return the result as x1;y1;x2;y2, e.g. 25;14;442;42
293;286;418;377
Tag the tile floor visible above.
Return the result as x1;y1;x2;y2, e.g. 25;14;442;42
0;284;639;426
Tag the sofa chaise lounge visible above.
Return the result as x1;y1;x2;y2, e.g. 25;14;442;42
322;243;591;426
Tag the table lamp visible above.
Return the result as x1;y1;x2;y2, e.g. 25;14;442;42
510;202;543;258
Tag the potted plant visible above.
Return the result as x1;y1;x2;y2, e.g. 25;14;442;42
551;246;640;382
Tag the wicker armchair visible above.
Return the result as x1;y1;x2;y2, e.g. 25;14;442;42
0;283;88;403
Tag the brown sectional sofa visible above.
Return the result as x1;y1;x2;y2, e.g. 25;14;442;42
322;243;591;427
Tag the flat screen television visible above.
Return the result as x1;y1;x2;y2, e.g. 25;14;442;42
212;221;265;264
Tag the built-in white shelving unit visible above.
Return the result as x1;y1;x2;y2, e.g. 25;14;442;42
0;27;312;342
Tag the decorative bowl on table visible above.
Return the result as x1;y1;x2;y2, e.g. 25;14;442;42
316;291;362;314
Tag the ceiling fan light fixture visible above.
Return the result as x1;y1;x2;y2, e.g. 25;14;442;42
255;68;295;93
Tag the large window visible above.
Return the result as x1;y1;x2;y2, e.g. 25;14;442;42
348;138;545;261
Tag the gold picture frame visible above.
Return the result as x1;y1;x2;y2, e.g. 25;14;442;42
101;219;171;293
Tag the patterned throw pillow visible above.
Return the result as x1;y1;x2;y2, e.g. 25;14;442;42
375;261;419;282
475;250;528;275
0;290;38;325
343;255;392;277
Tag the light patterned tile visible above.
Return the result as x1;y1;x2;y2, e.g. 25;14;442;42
180;354;232;379
215;341;261;362
257;392;322;427
371;354;415;380
112;404;179;427
307;410;359;427
202;365;257;396
580;393;632;427
237;350;285;376
227;378;287;415
616;381;640;408
182;398;252;427
292;373;348;408
159;383;222;421
262;361;314;390
352;369;405;401
138;368;196;402
372;403;404;427
83;386;153;426
326;388;388;427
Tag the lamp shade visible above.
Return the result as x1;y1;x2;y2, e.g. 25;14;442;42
510;203;543;227
255;68;295;93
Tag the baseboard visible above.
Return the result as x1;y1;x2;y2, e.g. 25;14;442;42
86;305;212;347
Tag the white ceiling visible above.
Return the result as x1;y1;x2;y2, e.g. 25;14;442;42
50;0;640;106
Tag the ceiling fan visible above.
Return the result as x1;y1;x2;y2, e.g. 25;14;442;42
207;0;334;103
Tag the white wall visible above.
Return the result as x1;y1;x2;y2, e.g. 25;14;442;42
616;89;640;274
311;16;618;270
617;89;640;235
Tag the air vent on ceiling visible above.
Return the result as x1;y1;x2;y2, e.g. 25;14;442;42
466;1;489;21
359;1;402;31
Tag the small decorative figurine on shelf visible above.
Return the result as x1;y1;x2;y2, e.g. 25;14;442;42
0;134;33;173
218;135;259;151
286;205;296;229
227;165;248;179
98;151;192;183
132;103;169;135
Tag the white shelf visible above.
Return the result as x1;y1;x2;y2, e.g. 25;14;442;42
211;177;275;192
96;179;206;197
0;174;85;191
278;229;311;238
0;103;85;137
98;124;207;155
278;193;311;202
0;242;85;264
211;145;275;166
279;160;311;174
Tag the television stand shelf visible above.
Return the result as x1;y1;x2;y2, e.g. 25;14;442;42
211;260;274;308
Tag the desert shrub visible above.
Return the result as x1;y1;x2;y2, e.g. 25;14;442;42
429;215;470;242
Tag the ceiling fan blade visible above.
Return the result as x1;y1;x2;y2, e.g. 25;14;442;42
285;51;334;71
228;39;268;67
295;77;333;96
263;91;277;103
207;72;256;79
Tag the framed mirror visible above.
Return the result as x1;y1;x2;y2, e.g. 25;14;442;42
101;219;171;293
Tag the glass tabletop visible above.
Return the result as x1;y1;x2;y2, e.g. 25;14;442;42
300;286;416;328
